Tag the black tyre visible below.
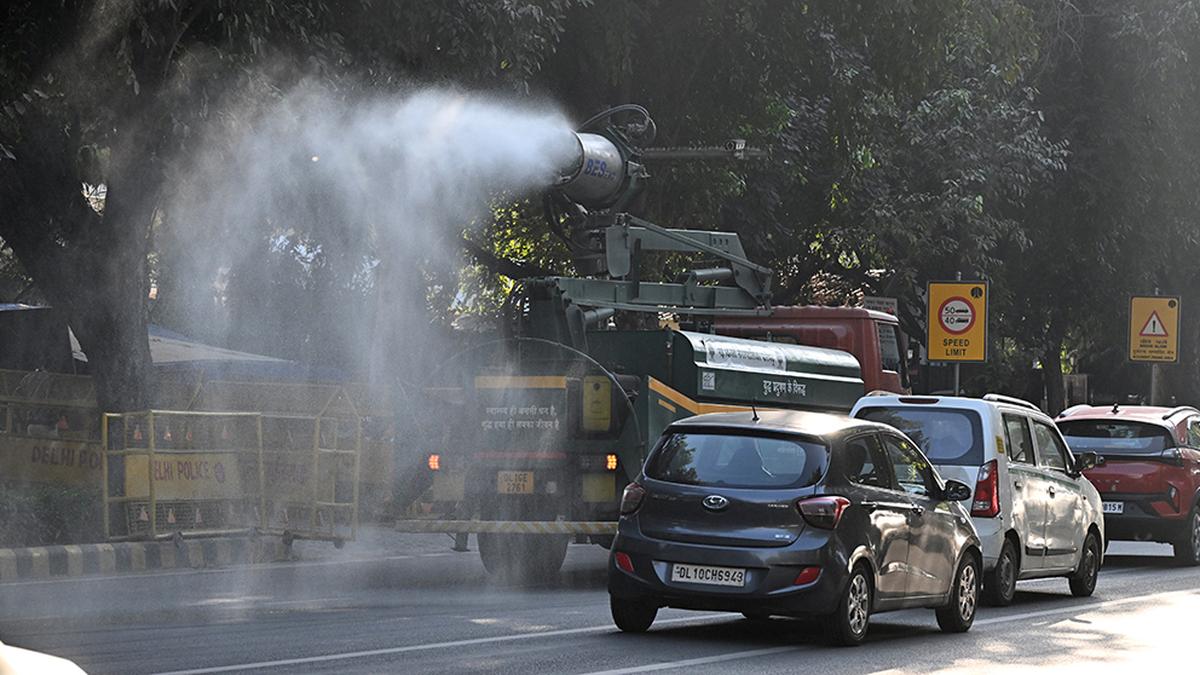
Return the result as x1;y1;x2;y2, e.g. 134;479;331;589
1172;506;1200;566
983;539;1018;607
478;534;569;581
1069;531;1101;597
936;555;979;633
611;596;658;633
824;565;872;647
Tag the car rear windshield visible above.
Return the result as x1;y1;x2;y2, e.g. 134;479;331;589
855;406;984;466
646;431;828;489
1058;420;1173;456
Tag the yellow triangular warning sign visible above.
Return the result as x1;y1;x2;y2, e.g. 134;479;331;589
1141;311;1169;337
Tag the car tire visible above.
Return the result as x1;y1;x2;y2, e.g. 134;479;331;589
1172;505;1200;566
1069;531;1101;597
611;596;657;633
824;565;872;647
983;539;1018;607
936;555;979;633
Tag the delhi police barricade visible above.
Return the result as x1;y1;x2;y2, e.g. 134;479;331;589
101;408;360;546
187;381;365;544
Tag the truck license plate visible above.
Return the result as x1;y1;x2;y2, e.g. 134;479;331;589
497;471;534;494
670;563;746;587
1102;501;1124;514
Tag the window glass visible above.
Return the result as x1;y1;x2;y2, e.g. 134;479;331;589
1032;421;1070;472
1058;420;1173;456
856;406;984;465
1003;414;1035;464
843;435;891;489
646;431;828;488
876;323;902;372
882;435;935;497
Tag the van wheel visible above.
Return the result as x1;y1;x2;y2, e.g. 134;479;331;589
936;555;979;633
611;596;657;633
983;540;1018;607
1069;532;1101;597
1172;506;1200;566
824;565;871;646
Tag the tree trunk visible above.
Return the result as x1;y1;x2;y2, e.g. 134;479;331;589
1042;341;1066;415
0;111;155;413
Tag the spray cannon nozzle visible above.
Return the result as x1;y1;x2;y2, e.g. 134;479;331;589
555;131;631;208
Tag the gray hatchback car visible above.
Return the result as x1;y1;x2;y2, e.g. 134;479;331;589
608;410;983;646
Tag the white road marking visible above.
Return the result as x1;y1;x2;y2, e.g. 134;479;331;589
582;646;799;675
576;588;1200;675
149;614;732;675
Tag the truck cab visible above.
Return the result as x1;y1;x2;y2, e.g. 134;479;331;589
715;306;910;394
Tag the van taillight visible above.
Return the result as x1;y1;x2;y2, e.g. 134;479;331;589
797;496;850;529
620;483;646;515
972;460;1000;517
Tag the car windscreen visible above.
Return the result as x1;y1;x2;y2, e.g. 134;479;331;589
645;430;828;489
1058;420;1173;455
855;406;984;465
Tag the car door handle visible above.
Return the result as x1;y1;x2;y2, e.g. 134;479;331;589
1048;485;1056;497
1013;480;1024;489
910;505;925;516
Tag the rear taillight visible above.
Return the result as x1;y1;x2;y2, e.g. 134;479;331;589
972;459;1000;517
620;483;646;515
797;496;850;529
614;551;635;573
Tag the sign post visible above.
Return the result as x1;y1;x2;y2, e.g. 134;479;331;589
927;280;989;395
1129;295;1180;405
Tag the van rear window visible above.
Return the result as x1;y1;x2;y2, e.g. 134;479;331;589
1058;420;1173;456
856;407;984;466
646;431;828;489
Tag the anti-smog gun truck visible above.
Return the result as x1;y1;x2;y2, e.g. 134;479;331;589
394;105;905;578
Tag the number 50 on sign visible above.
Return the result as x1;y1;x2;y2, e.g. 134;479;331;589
927;281;989;362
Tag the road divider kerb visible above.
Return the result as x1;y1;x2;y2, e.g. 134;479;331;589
0;538;294;583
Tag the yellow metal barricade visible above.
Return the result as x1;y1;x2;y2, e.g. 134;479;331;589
101;410;266;541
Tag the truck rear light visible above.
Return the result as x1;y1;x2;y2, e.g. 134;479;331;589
972;460;1000;517
427;454;440;471
614;551;635;573
797;496;850;529
620;483;646;515
792;566;822;586
606;454;619;471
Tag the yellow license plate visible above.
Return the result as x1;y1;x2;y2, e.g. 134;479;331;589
497;471;534;494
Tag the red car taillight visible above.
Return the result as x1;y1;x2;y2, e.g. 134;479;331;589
797;496;850;529
972;459;1000;517
620;483;646;515
614;551;635;573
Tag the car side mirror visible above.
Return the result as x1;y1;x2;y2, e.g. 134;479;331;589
1075;451;1101;472
943;479;972;502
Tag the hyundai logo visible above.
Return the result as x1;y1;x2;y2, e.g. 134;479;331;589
702;495;730;511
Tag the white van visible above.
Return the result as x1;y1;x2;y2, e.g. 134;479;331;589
850;393;1105;605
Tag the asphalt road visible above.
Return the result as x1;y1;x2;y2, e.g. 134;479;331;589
1;532;1197;674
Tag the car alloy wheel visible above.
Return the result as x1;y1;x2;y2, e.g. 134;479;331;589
847;574;870;636
1069;532;1100;597
937;555;979;633
1171;506;1200;565
957;563;977;622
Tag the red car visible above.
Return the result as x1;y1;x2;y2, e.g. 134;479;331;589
1056;405;1200;565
